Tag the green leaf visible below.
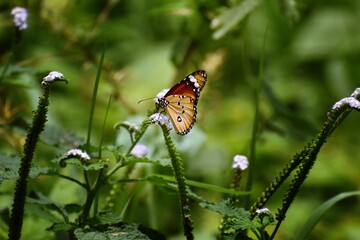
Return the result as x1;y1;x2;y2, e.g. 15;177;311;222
57;158;106;171
95;212;123;225
126;156;171;167
295;191;360;240
0;154;20;183
74;223;165;240
0;153;56;183
26;192;70;223
46;222;75;232
199;199;258;230
25;201;62;223
212;0;262;39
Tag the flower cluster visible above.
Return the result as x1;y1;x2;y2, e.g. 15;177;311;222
122;121;139;132
11;7;28;31
65;149;91;161
331;88;360;111
42;71;65;85
149;113;173;131
232;155;249;170
255;208;270;214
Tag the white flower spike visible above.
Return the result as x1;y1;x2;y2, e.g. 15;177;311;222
150;113;173;131
255;208;270;214
122;121;139;132
331;91;360;111
42;71;65;85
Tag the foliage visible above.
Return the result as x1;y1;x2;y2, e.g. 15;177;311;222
1;0;360;240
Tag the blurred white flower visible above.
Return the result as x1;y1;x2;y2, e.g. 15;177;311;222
331;97;360;110
66;149;90;160
255;208;270;214
232;155;249;170
130;144;148;157
150;113;173;131
11;7;28;31
122;121;139;132
350;87;360;98
154;88;169;104
42;71;65;85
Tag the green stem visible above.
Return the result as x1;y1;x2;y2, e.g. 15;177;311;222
244;25;267;209
86;45;106;150
104;119;151;181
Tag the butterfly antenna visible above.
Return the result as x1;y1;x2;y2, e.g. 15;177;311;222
138;97;155;104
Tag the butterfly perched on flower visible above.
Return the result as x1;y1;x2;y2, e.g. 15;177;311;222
154;70;207;135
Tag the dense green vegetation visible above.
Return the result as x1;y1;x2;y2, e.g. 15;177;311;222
1;1;360;239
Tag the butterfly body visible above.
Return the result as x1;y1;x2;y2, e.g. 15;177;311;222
156;70;207;135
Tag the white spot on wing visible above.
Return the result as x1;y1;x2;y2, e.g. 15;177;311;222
189;75;200;88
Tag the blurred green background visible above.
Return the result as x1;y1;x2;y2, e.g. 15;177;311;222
1;0;360;239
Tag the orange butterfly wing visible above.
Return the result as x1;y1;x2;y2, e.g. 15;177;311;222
164;95;197;135
159;70;207;135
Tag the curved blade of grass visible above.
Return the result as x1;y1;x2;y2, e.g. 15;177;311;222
295;191;360;240
86;44;106;150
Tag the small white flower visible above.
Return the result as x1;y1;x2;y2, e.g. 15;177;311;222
331;97;360;111
154;89;169;104
348;98;360;110
11;7;28;31
42;71;65;87
150;113;173;131
350;87;360;98
331;97;352;110
232;155;249;170
42;71;64;83
66;149;91;160
130;144;148;157
255;208;270;214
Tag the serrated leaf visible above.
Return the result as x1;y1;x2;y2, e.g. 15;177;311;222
200;199;249;218
95;212;123;225
25;201;62;223
29;166;57;178
74;223;165;240
46;222;75;232
199;199;258;230
26;192;70;223
58;158;106;171
0;154;20;183
145;175;171;185
0;153;56;183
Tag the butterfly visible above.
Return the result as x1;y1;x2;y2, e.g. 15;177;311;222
156;70;207;135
